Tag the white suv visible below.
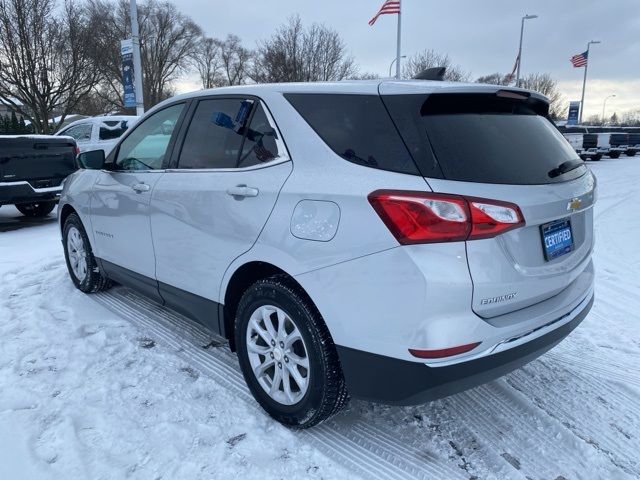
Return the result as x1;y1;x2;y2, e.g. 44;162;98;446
58;81;596;428
56;115;139;155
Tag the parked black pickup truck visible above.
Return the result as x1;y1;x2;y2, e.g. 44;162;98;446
0;135;77;217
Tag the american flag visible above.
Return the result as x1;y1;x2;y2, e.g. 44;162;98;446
368;0;401;26
571;50;588;68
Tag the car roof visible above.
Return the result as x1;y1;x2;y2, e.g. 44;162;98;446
57;115;139;133
166;79;548;101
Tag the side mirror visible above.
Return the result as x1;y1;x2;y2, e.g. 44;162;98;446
77;150;105;170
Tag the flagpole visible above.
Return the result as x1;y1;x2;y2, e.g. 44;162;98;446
395;0;402;79
579;40;601;124
578;44;590;125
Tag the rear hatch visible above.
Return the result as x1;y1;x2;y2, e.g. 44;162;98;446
382;87;595;318
0;135;77;186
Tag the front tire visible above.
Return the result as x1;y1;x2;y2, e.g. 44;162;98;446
16;201;55;217
63;213;111;293
235;276;349;428
607;152;620;159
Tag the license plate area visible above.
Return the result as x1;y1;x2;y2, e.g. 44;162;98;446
541;218;574;261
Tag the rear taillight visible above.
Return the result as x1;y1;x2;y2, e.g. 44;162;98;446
368;190;524;244
75;145;81;155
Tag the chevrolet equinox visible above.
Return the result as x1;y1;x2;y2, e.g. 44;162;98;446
59;80;596;428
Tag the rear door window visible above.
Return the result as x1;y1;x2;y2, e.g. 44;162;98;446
62;123;92;142
99;121;128;140
284;93;419;175
178;98;256;169
237;103;281;168
384;93;586;185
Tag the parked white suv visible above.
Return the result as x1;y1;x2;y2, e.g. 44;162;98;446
58;81;595;428
56;115;138;155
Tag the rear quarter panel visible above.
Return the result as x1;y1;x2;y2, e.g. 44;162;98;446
219;91;433;299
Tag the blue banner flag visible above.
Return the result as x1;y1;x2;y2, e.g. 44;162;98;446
121;40;136;108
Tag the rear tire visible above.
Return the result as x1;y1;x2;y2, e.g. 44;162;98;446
607;152;620;159
63;213;111;293
235;276;349;428
15;201;55;217
627;151;636;157
592;154;602;161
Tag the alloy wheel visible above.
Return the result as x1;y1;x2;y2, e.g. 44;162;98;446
245;305;310;405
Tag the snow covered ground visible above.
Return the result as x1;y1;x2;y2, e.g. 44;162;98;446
1;157;639;480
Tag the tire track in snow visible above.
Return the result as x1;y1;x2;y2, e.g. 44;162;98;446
115;290;469;479
546;350;640;389
93;287;465;480
446;383;583;480
109;291;469;479
506;366;640;477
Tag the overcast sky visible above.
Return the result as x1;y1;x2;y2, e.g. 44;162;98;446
176;0;639;118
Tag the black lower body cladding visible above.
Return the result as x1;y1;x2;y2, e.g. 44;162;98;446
337;295;593;405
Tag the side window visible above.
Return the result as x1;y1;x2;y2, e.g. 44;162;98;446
62;124;92;142
237;104;280;168
115;104;184;171
285;93;418;175
99;121;128;141
179;98;270;169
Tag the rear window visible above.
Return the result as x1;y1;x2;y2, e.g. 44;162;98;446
384;93;587;185
284;93;418;175
99;121;128;140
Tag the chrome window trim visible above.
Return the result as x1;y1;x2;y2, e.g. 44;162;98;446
165;156;291;174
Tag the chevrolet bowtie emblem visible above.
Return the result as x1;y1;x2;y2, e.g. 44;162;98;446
567;198;582;211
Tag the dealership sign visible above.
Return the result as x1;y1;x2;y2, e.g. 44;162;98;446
567;101;581;125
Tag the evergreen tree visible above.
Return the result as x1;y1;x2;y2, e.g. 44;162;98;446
0;114;9;134
18;115;28;134
10;110;19;133
610;112;619;125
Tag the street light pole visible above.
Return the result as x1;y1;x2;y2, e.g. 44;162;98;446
602;94;615;125
515;14;538;87
389;55;407;78
579;40;601;124
129;0;145;116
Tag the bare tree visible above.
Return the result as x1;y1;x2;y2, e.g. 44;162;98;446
193;37;223;89
402;49;469;82
0;0;99;132
252;15;356;83
86;0;200;110
140;0;201;106
519;73;565;120
218;34;253;86
621;109;640;126
349;72;381;80
475;73;511;85
83;0;129;110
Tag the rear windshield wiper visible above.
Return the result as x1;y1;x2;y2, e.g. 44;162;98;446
548;159;584;178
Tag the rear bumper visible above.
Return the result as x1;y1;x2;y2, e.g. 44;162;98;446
0;181;62;206
337;294;593;405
